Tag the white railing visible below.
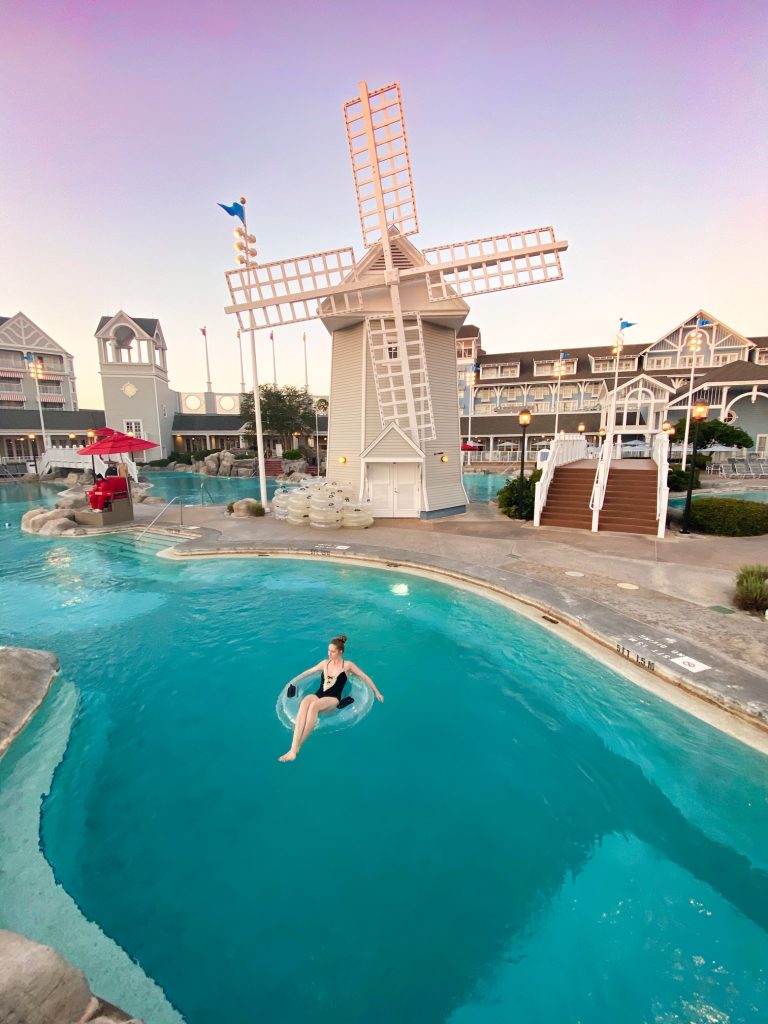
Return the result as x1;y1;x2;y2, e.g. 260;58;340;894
652;431;670;538
36;446;139;482
533;434;589;526
589;437;613;531
464;451;519;464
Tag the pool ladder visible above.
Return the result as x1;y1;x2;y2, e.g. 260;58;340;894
136;495;184;540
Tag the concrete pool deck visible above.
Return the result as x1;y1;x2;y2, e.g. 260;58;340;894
127;498;768;747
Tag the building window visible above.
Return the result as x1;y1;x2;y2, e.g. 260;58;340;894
647;356;672;370
387;344;398;360
499;363;520;378
713;352;739;366
480;365;499;379
755;350;768;365
124;420;143;438
535;358;576;376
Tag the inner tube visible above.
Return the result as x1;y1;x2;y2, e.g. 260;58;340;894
276;673;374;734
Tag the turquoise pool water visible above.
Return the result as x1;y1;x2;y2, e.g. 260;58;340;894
2;483;768;1023
669;490;768;507
147;471;508;504
462;473;509;501
144;471;284;503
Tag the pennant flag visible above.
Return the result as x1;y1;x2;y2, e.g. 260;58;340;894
619;320;636;330
303;332;307;343
200;327;207;338
697;318;712;326
270;331;274;342
23;352;34;363
217;201;245;225
559;351;570;359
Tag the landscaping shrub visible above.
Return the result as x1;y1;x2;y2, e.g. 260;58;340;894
226;501;235;514
497;469;542;520
282;449;303;460
668;467;700;492
733;565;768;614
690;498;768;537
148;457;172;467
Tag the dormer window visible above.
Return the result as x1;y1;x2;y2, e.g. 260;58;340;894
756;350;768;365
534;358;576;376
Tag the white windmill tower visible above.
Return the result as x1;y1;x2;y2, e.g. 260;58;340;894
223;80;568;518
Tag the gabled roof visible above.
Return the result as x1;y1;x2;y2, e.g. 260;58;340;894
360;422;424;459
476;345;645;385
639;309;752;355
0;312;74;358
457;324;481;338
611;373;676;395
749;336;768;348
96;313;160;337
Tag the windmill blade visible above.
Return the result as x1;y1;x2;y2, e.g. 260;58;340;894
344;81;419;248
421;227;567;302
224;246;364;328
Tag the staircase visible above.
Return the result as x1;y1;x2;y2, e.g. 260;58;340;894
539;465;594;529
598;466;658;536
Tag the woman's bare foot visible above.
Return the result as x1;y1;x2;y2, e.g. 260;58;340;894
279;749;297;762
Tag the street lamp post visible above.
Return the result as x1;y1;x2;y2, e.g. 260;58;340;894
599;426;606;449
680;401;708;535
517;409;532;517
552;354;567;437
577;421;585;436
28;433;38;477
681;328;705;471
86;429;96;479
467;363;479;464
25;353;49;452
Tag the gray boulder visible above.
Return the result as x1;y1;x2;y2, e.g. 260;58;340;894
0;929;91;1024
38;518;79;536
232;498;264;518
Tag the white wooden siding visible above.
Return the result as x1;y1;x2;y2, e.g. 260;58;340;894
327;323;365;490
421;320;467;510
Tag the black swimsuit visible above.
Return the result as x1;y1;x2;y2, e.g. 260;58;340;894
315;660;348;704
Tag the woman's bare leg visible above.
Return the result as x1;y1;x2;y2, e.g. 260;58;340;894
298;696;339;750
279;695;317;762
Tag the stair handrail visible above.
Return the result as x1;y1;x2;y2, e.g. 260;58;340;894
652;430;670;539
589;434;614;530
136;496;183;540
200;481;216;505
533;434;589;526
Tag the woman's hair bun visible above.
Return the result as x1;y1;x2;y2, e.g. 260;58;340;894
331;633;348;648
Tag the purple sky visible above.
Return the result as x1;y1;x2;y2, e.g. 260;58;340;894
2;0;766;409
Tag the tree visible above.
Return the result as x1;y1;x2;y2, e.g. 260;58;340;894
671;417;753;450
239;386;316;450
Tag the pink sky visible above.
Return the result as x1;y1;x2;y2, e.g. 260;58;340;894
2;0;766;408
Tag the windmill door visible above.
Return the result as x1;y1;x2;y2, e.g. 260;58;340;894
368;463;420;518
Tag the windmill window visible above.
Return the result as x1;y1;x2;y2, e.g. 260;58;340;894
387;345;398;360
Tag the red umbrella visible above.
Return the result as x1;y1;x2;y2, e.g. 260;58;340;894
461;443;483;451
79;434;158;455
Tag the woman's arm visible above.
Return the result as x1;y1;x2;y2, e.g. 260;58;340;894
293;661;324;681
346;661;384;702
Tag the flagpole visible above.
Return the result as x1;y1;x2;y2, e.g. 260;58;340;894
239;201;268;508
270;331;277;386
237;329;246;394
303;332;309;391
201;327;212;393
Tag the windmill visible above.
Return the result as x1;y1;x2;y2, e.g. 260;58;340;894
223;81;567;518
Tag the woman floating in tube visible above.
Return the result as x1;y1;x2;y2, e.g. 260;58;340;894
279;634;383;762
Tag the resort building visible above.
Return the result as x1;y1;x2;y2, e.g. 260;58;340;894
460;311;768;457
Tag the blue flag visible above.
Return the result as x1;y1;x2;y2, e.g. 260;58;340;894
619;320;636;330
696;318;711;326
559;351;570;358
218;201;245;225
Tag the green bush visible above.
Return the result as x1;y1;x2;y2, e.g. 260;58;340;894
234;453;254;461
690;498;768;537
734;565;768;614
497;469;542;520
147;457;172;467
282;449;303;460
226;501;235;514
173;453;193;465
668;467;700;492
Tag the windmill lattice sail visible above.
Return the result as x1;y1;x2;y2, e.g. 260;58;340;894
344;82;419;248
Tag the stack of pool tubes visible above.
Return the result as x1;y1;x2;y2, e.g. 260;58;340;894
272;480;374;529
